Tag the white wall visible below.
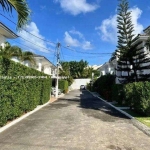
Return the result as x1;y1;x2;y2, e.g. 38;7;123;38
70;78;91;90
44;66;51;75
0;35;6;47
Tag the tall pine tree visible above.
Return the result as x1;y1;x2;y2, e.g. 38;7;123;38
116;0;150;83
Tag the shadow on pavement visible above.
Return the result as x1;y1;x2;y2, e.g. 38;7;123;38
79;90;129;120
55;90;129;121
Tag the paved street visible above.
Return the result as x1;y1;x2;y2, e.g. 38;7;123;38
0;90;150;150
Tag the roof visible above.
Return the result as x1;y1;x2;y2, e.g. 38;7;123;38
143;26;150;34
0;22;18;39
33;54;56;68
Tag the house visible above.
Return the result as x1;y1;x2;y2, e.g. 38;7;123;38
0;22;18;47
33;54;57;78
0;22;57;79
98;59;116;77
11;54;57;78
88;65;102;70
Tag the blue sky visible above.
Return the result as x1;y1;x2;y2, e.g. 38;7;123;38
1;0;150;65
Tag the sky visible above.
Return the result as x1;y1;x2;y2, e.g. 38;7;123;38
1;0;150;66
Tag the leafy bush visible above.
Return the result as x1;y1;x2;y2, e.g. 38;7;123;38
111;84;124;104
93;74;115;101
0;57;51;126
59;80;68;93
124;82;150;116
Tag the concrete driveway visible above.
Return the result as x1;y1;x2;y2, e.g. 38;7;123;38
0;90;150;150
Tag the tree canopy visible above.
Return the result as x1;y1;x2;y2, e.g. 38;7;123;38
59;60;99;79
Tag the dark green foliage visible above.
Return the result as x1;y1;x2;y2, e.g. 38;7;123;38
68;60;88;79
0;57;51;126
60;60;98;79
66;76;74;86
111;84;124;104
93;74;115;101
58;80;68;93
124;82;150;116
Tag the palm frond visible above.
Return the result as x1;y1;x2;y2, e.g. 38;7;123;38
0;0;30;30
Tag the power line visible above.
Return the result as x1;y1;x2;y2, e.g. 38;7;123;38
62;45;112;55
0;13;56;45
60;46;65;61
19;36;55;52
1;13;113;56
0;32;55;54
52;45;57;65
61;54;110;58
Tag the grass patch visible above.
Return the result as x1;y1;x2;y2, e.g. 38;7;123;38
124;109;150;128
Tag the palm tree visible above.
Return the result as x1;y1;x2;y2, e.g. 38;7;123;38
0;42;35;65
0;41;12;58
0;0;30;30
21;51;35;65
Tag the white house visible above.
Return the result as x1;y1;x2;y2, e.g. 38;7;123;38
98;59;116;76
33;55;57;78
88;65;102;70
11;54;57;78
0;22;18;47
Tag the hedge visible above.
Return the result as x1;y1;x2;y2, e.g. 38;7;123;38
111;84;124;104
93;74;115;101
0;57;51;126
124;82;150;116
112;81;150;116
59;79;68;93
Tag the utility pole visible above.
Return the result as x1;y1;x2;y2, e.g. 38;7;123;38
55;42;60;98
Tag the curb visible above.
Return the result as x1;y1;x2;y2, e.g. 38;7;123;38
87;90;150;137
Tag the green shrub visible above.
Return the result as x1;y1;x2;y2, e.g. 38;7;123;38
111;84;125;104
0;57;51;126
93;74;115;101
59;80;68;93
124;81;150;116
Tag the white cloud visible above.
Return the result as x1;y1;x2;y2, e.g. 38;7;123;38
64;31;80;47
64;30;93;50
54;0;99;15
95;15;117;43
95;7;144;44
18;22;53;53
69;29;84;39
82;41;93;50
130;7;143;34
